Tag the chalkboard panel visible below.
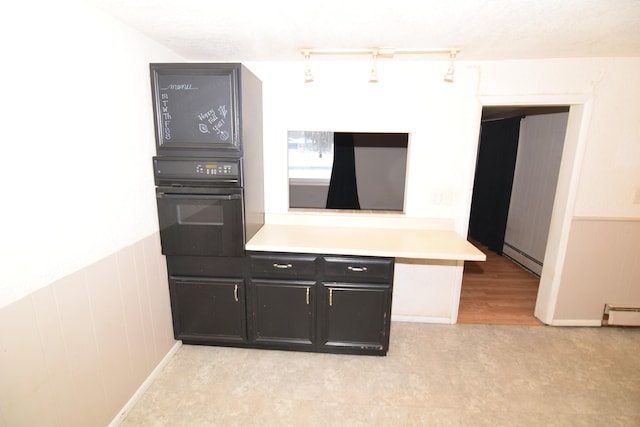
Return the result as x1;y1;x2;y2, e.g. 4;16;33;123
151;65;239;154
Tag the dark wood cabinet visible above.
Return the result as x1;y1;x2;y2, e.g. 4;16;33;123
166;252;394;355
169;276;247;344
250;279;316;347
320;283;391;353
248;252;393;355
320;256;393;354
248;253;318;349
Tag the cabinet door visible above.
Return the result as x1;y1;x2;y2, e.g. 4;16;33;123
320;283;391;354
150;64;240;155
250;280;316;347
169;277;246;343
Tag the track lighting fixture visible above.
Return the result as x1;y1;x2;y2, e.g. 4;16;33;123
369;50;379;83
303;50;313;83
300;47;461;83
443;50;457;83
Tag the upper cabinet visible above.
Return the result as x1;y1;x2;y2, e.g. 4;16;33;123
150;63;244;157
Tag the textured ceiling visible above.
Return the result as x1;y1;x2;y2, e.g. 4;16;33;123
84;0;640;62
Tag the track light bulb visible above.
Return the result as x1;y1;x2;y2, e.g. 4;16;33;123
303;51;314;83
369;51;379;83
443;50;456;83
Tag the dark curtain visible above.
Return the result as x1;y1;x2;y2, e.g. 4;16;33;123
326;132;360;209
468;117;521;254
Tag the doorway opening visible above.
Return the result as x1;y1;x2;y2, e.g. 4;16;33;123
459;105;570;326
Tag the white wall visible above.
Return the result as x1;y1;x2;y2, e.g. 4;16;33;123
0;0;182;308
246;60;481;322
246;57;640;324
572;60;640;217
478;58;640;221
247;60;481;223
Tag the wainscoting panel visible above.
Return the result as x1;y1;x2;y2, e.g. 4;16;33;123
0;232;175;426
554;218;640;323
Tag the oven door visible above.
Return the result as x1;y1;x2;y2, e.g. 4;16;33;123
156;187;244;257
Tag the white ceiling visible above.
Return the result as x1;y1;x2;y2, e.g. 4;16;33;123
85;0;640;62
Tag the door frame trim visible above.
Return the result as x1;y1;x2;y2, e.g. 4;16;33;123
462;94;593;325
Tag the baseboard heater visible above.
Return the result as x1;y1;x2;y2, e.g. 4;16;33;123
502;242;542;277
602;304;640;326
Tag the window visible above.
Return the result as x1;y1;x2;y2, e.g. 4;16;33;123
288;131;334;182
288;131;408;211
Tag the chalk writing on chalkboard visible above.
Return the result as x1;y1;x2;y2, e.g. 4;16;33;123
196;105;230;140
154;70;236;148
160;93;172;140
159;84;201;141
160;84;199;91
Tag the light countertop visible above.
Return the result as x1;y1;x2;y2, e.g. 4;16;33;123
246;224;486;261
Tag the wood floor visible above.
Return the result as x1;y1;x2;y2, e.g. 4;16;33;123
458;241;543;326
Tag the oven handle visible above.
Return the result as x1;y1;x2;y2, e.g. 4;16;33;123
157;193;241;200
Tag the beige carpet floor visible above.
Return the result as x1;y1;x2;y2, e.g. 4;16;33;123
121;322;640;426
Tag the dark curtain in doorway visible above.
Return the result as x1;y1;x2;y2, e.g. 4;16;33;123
326;132;360;209
469;117;521;254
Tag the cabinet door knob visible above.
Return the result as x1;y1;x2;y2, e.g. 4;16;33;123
273;263;293;269
348;266;368;272
329;288;333;306
234;284;239;302
306;287;310;305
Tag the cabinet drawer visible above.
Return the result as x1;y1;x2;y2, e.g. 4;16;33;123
323;256;394;283
249;253;318;279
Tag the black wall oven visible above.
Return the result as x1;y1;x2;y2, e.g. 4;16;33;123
156;186;243;257
154;157;246;257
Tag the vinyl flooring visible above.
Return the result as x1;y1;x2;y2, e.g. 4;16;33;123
120;323;640;426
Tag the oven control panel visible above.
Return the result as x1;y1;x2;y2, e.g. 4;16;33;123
194;162;237;176
154;157;241;185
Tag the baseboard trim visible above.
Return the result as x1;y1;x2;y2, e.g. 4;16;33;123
392;315;453;324
549;319;602;327
109;341;182;427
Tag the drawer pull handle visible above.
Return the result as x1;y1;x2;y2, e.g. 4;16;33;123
329;288;333;306
273;263;293;269
348;266;368;272
306;287;310;305
233;284;238;302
